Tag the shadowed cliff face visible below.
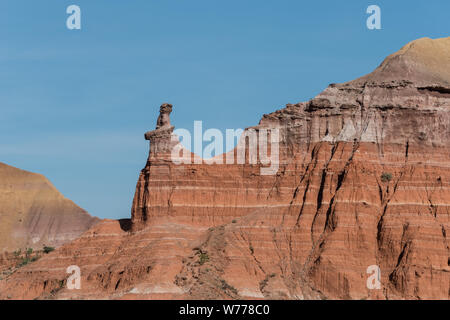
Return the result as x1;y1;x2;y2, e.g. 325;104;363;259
0;37;449;300
0;162;99;252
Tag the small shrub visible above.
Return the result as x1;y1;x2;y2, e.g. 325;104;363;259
17;258;30;268
16;252;40;268
231;219;237;224
13;249;21;257
199;252;209;265
381;172;393;183
43;246;55;254
26;248;33;257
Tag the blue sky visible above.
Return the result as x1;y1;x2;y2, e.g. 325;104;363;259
0;0;448;219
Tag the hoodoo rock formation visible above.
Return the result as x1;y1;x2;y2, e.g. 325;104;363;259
0;37;449;300
0;162;98;252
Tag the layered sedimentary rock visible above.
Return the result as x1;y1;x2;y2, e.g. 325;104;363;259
0;162;99;252
0;37;448;300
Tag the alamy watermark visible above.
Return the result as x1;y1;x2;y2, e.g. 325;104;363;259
170;121;280;176
65;5;380;31
66;5;81;30
366;5;381;30
366;265;381;289
66;265;81;290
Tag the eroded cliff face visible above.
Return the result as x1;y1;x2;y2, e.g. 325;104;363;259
0;37;448;300
0;162;99;252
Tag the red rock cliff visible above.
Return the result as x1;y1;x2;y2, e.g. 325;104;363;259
0;37;448;300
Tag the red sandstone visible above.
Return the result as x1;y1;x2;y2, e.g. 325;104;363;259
0;37;449;300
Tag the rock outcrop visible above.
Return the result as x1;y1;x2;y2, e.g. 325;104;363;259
0;162;99;252
0;37;448;300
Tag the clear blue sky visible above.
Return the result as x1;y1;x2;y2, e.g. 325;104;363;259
0;0;448;219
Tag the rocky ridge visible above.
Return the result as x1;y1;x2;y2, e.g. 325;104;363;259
0;162;99;252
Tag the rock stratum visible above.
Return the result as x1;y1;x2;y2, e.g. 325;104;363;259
0;37;449;300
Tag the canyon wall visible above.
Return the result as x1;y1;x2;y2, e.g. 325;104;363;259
0;37;448;300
